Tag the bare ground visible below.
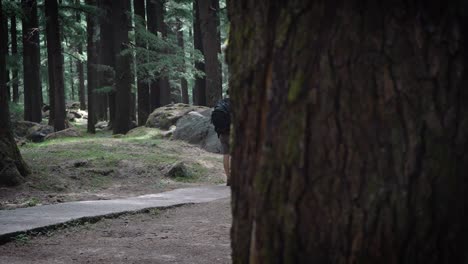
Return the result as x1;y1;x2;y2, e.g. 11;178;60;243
0;198;231;264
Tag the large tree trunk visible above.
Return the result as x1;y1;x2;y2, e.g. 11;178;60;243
1;1;30;186
134;0;150;125
3;17;10;101
86;0;97;133
192;0;205;106
111;0;132;134
45;0;66;131
227;1;468;263
10;15;19;103
198;0;221;107
176;18;189;104
21;0;42;123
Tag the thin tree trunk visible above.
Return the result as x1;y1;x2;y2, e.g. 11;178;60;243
69;56;74;100
146;0;160;110
45;0;66;131
227;1;468;263
0;0;30;186
134;0;150;125
198;0;221;107
155;0;171;106
75;0;86;110
21;0;42;123
86;0;96;133
111;0;132;134
10;15;19;103
193;0;205;106
176;18;189;104
96;0;112;122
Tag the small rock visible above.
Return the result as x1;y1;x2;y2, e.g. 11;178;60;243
73;160;89;167
164;162;190;178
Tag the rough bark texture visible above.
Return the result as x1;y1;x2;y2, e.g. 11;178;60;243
176;19;189;104
1;1;30;186
45;0;66;131
227;1;468;263
21;0;42;123
86;0;97;133
3;17;10;101
134;0;150;126
198;0;222;107
146;0;160;110
10;15;19;103
111;0;132;134
192;0;205;106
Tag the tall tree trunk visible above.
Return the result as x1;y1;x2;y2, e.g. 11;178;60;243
134;0;150;125
176;18;189;104
192;0;205;106
227;1;468;263
0;0;30;186
86;0;96;133
198;0;221;107
111;0;132;134
10;15;19;103
69;56;74;100
21;0;42;123
96;0;112;122
3;17;10;101
155;0;171;106
76;0;86;110
45;0;66;131
146;0;160;110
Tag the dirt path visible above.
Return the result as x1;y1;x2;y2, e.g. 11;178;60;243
0;198;231;264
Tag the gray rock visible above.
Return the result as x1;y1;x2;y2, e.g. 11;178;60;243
173;110;222;153
26;124;55;143
12;121;38;138
45;127;82;140
164;162;190;178
146;103;210;130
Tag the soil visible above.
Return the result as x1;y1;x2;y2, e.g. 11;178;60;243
0;128;226;209
0;198;232;264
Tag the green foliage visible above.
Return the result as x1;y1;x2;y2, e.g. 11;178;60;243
9;102;23;120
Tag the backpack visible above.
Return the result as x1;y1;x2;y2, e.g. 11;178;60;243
211;98;231;135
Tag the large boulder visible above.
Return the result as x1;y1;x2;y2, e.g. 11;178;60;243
27;124;55;143
173;110;222;153
12;121;39;138
45;127;82;140
146;103;210;130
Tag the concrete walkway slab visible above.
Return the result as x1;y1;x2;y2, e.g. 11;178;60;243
0;185;230;242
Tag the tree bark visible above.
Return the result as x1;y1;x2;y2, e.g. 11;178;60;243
134;0;150;125
45;0;66;131
69;56;74;100
86;0;97;133
3;17;10;101
198;0;221;107
1;1;30;186
21;0;42;123
227;1;468;263
96;0;113;122
10;15;19;103
176;18;189;104
111;0;132;134
192;0;205;106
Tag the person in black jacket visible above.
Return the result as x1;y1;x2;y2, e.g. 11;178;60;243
211;96;231;186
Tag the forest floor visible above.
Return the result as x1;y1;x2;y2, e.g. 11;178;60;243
0;198;231;264
0;123;226;210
